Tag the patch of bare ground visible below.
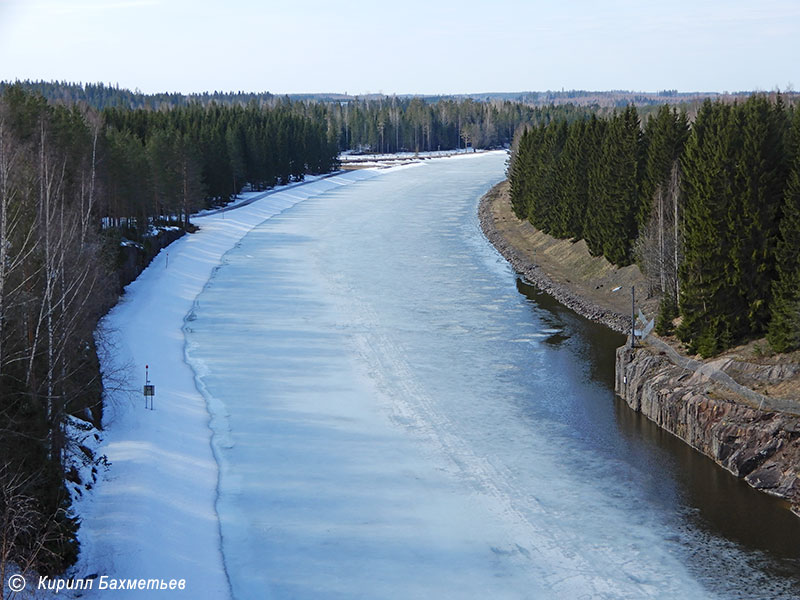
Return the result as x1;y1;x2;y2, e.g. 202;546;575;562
480;179;656;331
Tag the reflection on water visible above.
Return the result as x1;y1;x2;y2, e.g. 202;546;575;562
516;275;800;580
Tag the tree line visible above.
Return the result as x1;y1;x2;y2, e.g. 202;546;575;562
319;97;593;153
3;80;603;156
102;103;338;231
509;96;800;357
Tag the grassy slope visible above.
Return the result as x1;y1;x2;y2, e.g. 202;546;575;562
485;180;658;321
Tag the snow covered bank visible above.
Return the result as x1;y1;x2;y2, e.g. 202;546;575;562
194;173;338;217
339;148;504;169
70;170;381;597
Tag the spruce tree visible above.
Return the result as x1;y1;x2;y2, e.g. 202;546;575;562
728;95;787;337
509;128;534;219
768;110;800;351
589;106;640;266
525;125;549;228
536;121;568;234
584;116;610;257
554;120;588;239
639;105;688;231
607;105;641;265
678;101;743;355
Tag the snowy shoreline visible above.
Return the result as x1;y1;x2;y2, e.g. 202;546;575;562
70;170;381;597
71;151;506;597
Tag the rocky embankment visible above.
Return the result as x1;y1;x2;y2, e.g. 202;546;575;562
616;344;800;514
479;180;800;515
478;185;631;333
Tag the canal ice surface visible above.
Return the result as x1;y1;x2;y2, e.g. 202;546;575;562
77;152;800;600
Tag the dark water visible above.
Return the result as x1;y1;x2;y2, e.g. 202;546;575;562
516;277;800;594
187;153;800;599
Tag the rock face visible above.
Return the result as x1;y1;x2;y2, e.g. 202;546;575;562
616;345;800;513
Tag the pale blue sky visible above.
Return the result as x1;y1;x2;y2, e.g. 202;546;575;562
0;0;797;94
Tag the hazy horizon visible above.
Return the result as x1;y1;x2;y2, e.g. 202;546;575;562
1;0;797;97
0;83;785;99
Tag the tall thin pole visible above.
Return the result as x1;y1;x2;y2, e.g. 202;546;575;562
630;285;636;348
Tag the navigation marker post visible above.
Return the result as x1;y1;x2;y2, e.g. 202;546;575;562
143;364;155;410
631;285;636;349
611;285;637;348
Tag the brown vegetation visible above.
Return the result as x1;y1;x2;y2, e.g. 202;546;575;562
481;180;656;325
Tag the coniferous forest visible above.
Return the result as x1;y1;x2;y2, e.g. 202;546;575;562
509;95;800;357
3;80;601;157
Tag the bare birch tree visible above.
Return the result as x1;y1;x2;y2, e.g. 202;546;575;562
635;160;683;308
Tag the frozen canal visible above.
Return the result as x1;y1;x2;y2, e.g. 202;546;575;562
185;153;800;599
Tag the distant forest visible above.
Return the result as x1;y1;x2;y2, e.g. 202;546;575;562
7;79;794;108
1;80;605;159
509;95;800;357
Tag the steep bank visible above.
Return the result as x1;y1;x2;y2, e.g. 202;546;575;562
116;227;186;289
616;344;800;514
479;180;800;514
